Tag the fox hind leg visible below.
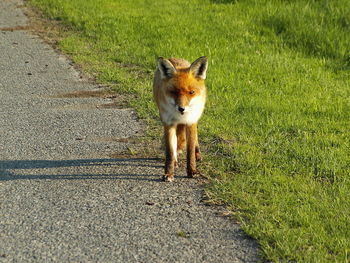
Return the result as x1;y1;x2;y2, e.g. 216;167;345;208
195;130;202;162
176;124;186;154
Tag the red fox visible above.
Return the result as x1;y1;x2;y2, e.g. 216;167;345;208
153;56;208;182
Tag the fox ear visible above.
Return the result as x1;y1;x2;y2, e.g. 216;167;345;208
158;57;176;79
190;56;208;80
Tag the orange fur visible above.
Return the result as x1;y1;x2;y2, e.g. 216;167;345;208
153;57;208;181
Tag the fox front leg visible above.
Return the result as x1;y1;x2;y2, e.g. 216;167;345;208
186;124;200;177
164;125;177;182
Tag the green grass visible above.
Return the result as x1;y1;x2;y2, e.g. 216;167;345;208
29;0;350;261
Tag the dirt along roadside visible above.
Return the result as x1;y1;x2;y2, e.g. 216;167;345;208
0;0;261;262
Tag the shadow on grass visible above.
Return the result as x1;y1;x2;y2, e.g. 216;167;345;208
0;158;163;182
261;13;350;72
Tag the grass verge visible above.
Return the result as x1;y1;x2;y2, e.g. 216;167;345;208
28;0;350;262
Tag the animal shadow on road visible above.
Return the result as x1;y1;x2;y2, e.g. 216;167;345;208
0;158;163;182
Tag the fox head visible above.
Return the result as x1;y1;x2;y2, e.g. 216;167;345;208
157;56;208;115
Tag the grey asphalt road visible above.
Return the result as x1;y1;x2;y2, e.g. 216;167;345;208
0;1;261;262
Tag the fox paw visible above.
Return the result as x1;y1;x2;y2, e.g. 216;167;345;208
163;174;174;182
195;152;202;162
187;169;200;178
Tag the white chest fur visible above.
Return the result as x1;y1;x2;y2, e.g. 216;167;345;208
159;96;205;126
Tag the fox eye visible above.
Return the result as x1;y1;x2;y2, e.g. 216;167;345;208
189;90;195;95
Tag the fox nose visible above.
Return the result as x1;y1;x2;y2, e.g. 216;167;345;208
178;106;185;113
